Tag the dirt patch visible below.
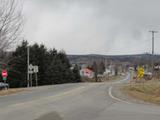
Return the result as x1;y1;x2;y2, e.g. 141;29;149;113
0;88;26;96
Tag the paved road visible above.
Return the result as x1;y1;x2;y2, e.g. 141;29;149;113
0;75;160;120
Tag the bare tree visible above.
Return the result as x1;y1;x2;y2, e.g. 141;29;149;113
0;0;22;52
0;0;23;68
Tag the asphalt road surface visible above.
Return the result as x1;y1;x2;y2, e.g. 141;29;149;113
0;74;160;120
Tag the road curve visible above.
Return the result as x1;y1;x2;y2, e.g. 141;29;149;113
0;75;160;120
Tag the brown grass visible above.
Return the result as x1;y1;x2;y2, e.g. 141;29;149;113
122;81;160;105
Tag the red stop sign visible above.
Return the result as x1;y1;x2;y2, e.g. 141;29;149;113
2;70;7;77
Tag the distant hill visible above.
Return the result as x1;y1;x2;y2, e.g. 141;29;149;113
67;54;160;66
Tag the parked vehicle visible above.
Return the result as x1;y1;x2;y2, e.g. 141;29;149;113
0;82;9;90
143;72;152;80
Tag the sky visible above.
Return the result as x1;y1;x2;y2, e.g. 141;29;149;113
22;0;160;55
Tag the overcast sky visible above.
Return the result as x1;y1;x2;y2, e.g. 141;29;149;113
23;0;160;55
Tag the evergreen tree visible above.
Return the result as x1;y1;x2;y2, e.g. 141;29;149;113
46;58;63;84
30;44;48;85
56;51;72;83
8;40;28;87
98;61;105;74
7;41;81;88
72;64;81;82
92;61;98;82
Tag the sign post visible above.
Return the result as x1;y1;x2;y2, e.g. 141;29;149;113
34;66;38;87
28;64;39;87
1;70;8;83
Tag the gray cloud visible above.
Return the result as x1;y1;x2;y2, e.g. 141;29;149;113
23;0;160;55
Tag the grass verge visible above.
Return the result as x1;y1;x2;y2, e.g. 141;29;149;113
122;82;160;105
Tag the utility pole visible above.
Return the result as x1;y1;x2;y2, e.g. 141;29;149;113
30;73;32;87
27;46;30;88
149;30;158;74
35;73;38;87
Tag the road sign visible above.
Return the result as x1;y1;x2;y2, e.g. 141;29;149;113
137;67;144;79
3;77;7;81
2;70;7;77
28;64;39;87
33;66;38;73
28;64;34;74
28;64;39;74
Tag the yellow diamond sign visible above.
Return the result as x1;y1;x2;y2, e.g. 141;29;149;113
137;66;144;79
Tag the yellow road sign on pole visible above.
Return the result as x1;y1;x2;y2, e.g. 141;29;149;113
137;66;144;79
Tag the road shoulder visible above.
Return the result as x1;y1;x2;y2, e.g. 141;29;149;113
0;88;27;96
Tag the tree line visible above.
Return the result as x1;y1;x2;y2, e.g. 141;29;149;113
4;40;81;88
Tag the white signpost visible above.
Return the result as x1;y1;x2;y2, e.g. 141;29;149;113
29;64;34;74
28;64;39;87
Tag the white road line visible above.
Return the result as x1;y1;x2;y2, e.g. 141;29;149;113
108;86;130;104
108;74;131;104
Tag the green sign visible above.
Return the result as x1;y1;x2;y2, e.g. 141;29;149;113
3;77;7;81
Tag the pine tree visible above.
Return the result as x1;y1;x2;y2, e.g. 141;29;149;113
72;64;81;82
98;61;105;74
30;44;48;85
8;40;28;87
92;61;98;82
7;41;80;88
